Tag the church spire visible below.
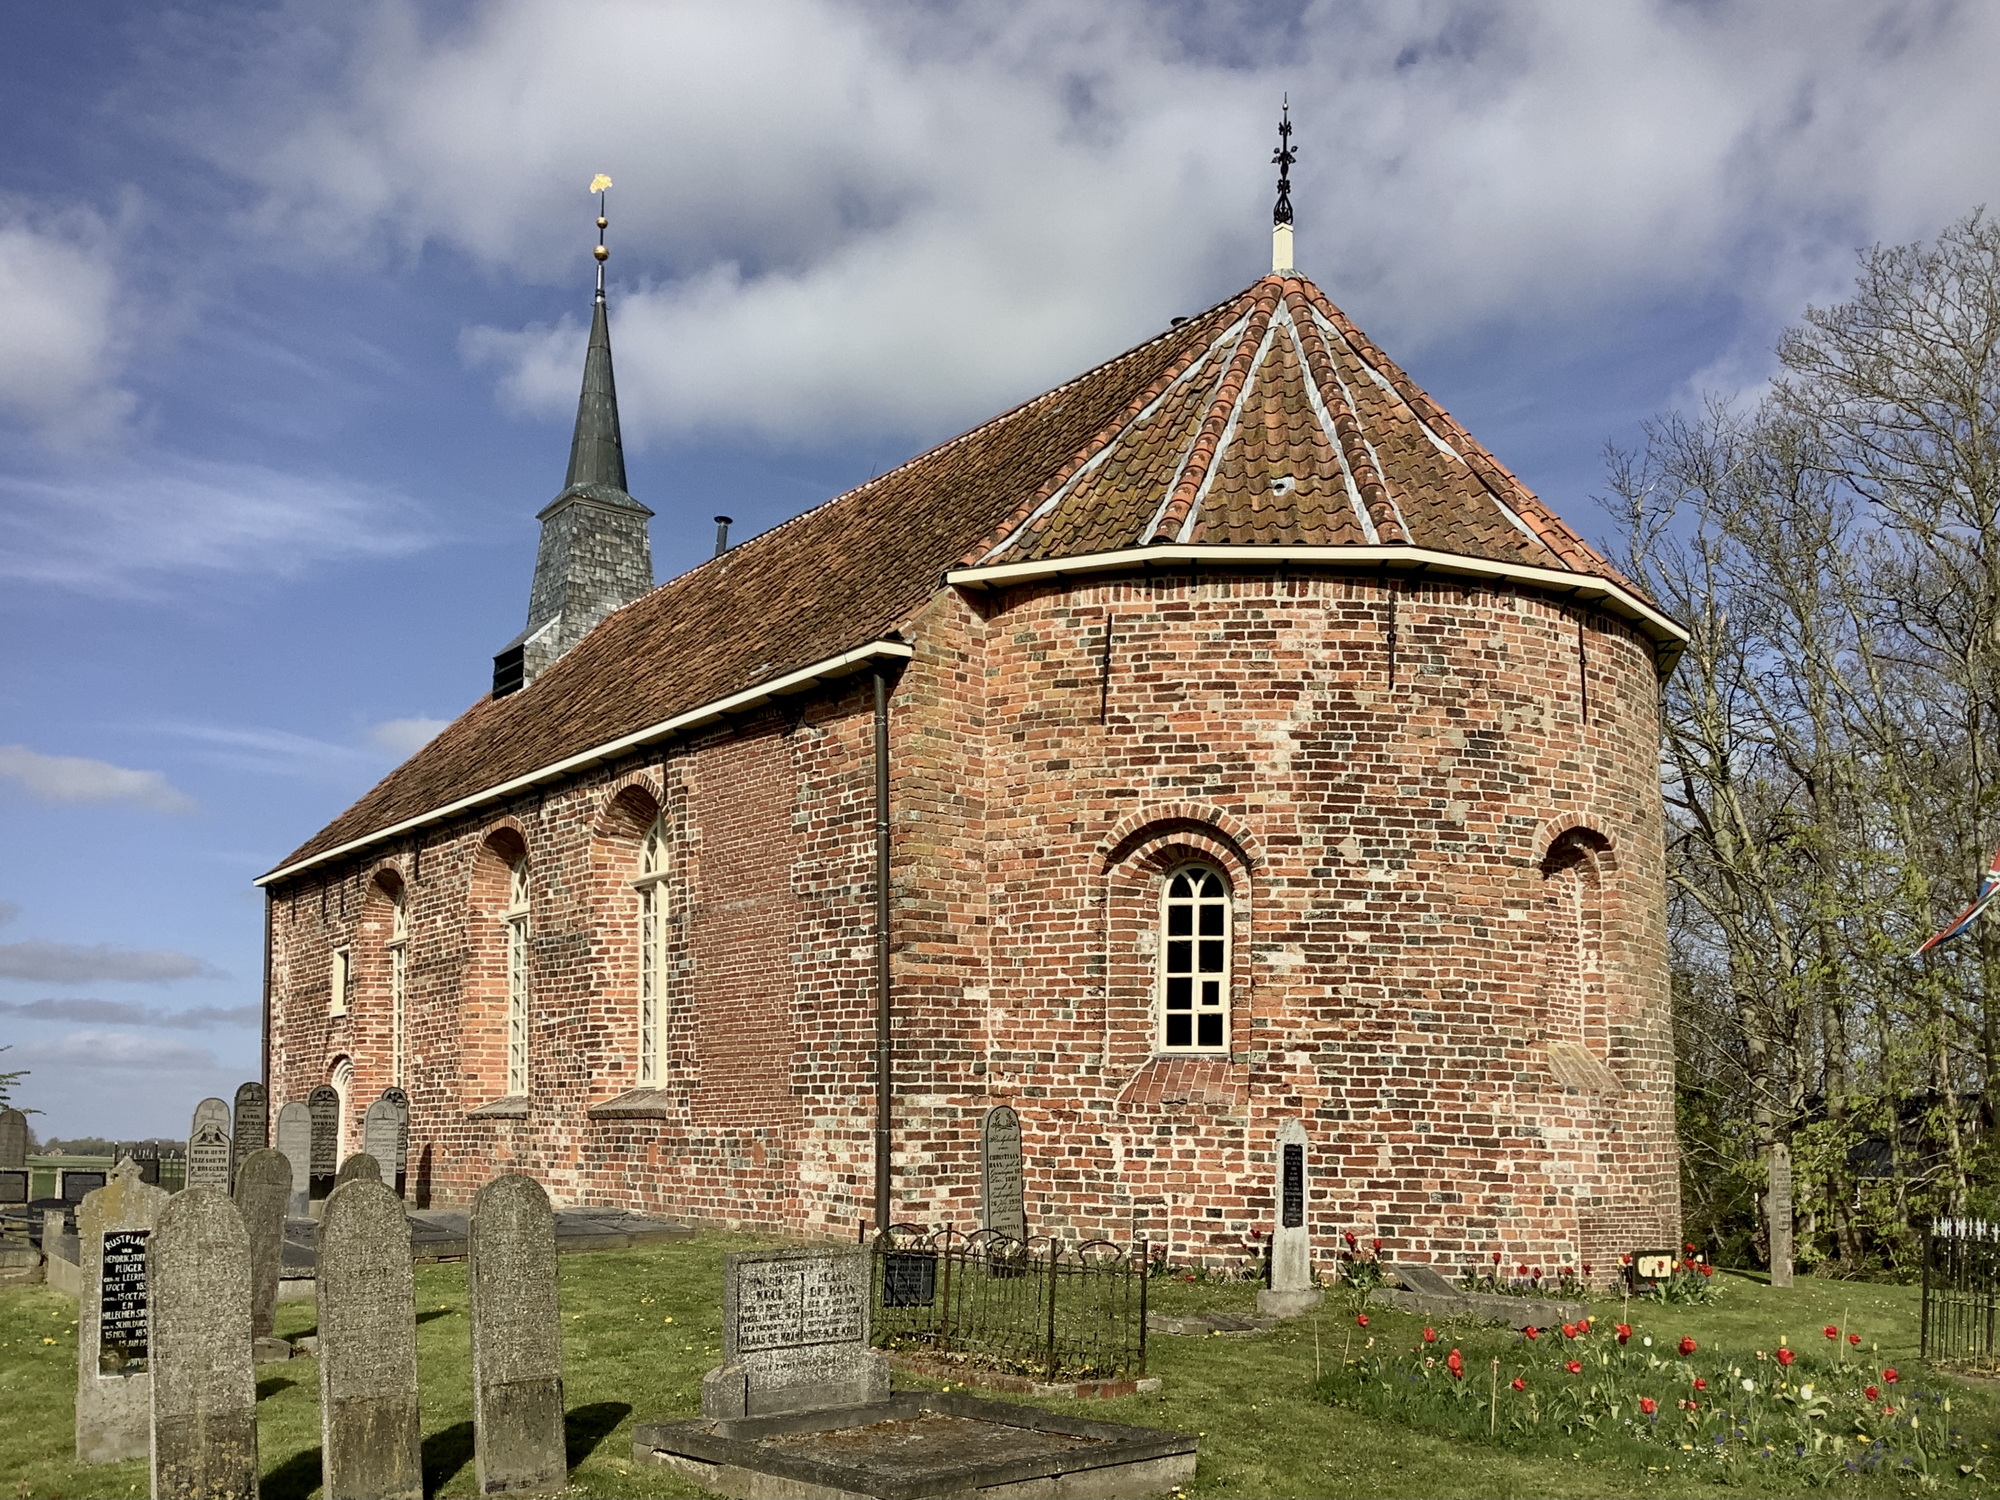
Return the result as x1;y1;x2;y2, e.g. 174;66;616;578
493;174;654;699
1271;99;1297;275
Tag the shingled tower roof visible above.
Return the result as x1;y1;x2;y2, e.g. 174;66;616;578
264;269;1682;883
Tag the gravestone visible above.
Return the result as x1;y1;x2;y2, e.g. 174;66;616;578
1257;1119;1322;1318
186;1125;232;1189
318;1177;423;1500
470;1174;567;1495
150;1185;257;1499
0;1106;26;1168
981;1105;1026;1242
381;1088;411;1198
364;1099;406;1199
191;1096;231;1140
130;1142;161;1186
234;1148;292;1340
232;1081;269;1186
0;1168;27;1205
702;1246;888;1420
307;1086;340;1201
75;1160;169;1463
335;1152;381;1188
61;1168;109;1202
274;1102;312;1215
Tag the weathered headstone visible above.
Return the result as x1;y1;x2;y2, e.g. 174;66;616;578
318;1177;423;1499
381;1087;411;1198
0;1168;27;1205
1257;1119;1322;1318
981;1105;1026;1241
274;1102;312;1215
186;1125;232;1189
232;1081;269;1186
702;1246;888;1420
335;1152;381;1188
75;1161;169;1463
0;1106;26;1168
191;1096;231;1140
234;1148;292;1340
364;1100;405;1200
307;1086;340;1201
470;1174;566;1495
149;1186;257;1499
61;1168;109;1202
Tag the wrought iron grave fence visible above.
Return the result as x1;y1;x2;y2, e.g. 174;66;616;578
1921;1217;1998;1363
870;1225;1148;1381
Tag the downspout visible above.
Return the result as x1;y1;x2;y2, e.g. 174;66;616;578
261;892;274;1090
873;665;894;1232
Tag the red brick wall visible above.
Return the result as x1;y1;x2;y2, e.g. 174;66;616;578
267;563;1678;1278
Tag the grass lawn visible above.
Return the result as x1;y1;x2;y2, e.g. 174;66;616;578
0;1236;1993;1498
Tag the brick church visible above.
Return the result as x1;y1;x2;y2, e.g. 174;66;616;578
258;177;1685;1274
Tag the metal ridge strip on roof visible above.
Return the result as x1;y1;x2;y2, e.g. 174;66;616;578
255;638;917;888
945;544;1689;647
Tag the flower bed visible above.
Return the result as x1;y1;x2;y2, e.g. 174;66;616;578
1317;1314;1988;1488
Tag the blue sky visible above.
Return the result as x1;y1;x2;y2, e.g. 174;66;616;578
2;0;1996;1141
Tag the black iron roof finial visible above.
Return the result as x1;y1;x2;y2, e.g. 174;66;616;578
1272;97;1296;229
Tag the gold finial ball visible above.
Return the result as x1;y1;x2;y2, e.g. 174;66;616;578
594;244;609;262
597;216;608;229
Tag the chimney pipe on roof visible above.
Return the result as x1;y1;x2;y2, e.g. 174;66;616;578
713;516;733;557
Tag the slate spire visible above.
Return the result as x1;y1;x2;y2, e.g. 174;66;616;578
493;176;655;698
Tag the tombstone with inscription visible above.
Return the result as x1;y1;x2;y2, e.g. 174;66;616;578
364;1100;406;1199
191;1096;230;1140
307;1086;340;1201
75;1160;169;1463
234;1148;292;1341
702;1246;888;1421
232;1081;268;1186
981;1105;1026;1242
470;1173;566;1495
1257;1119;1322;1318
186;1125;232;1190
150;1185;258;1499
335;1152;381;1188
61;1168;109;1203
319;1176;423;1500
0;1106;26;1169
275;1101;312;1215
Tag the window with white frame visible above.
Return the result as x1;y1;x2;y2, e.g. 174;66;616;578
330;946;352;1018
330;1056;354;1160
633;815;670;1085
505;857;530;1097
388;889;408;1087
1159;864;1230;1051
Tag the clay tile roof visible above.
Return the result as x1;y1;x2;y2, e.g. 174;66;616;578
269;272;1653;879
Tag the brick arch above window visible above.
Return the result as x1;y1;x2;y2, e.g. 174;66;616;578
1096;803;1264;876
593;774;666;843
1533;819;1617;876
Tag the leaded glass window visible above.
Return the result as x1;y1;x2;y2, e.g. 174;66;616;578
1160;865;1230;1051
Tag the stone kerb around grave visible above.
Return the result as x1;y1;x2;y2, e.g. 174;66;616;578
75;1160;170;1464
318;1176;423;1500
149;1185;257;1500
702;1246;888;1421
470;1173;567;1496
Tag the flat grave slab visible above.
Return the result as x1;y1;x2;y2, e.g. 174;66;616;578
1146;1310;1273;1338
634;1391;1197;1500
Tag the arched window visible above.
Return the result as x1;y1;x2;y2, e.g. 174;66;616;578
387;883;408;1087
1160;864;1231;1051
330;1055;354;1161
634;815;669;1084
505;857;531;1097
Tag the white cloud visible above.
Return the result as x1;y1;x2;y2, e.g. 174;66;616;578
366;716;450;757
0;998;258;1029
0;744;196;814
15;1028;223;1072
189;0;2000;439
0;205;133;441
0;453;429;597
0;941;216;985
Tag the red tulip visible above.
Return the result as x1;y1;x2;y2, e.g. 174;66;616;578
1883;1368;1898;1384
1775;1348;1795;1367
1882;1405;1896;1416
1511;1376;1526;1392
1446;1348;1464;1380
1582;1263;1593;1275
1344;1231;1357;1247
1493;1252;1502;1264
1686;1399;1699;1412
1565;1359;1582;1374
1692;1376;1707;1391
1865;1385;1879;1401
1615;1323;1632;1345
1561;1323;1578;1338
1678;1336;1697;1356
1699;1264;1715;1278
1423;1326;1438;1343
1640;1396;1657;1415
1847;1332;1860;1346
1371;1238;1382;1253
1524;1326;1540;1340
1822;1326;1839;1340
1684;1242;1695;1253
1356;1314;1368;1328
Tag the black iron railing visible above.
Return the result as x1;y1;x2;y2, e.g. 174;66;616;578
1921;1217;1998;1363
870;1225;1148;1381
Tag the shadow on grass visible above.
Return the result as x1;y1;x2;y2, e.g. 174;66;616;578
417;1307;456;1325
566;1400;634;1468
255;1375;297;1400
424;1419;475;1497
262;1445;322;1500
